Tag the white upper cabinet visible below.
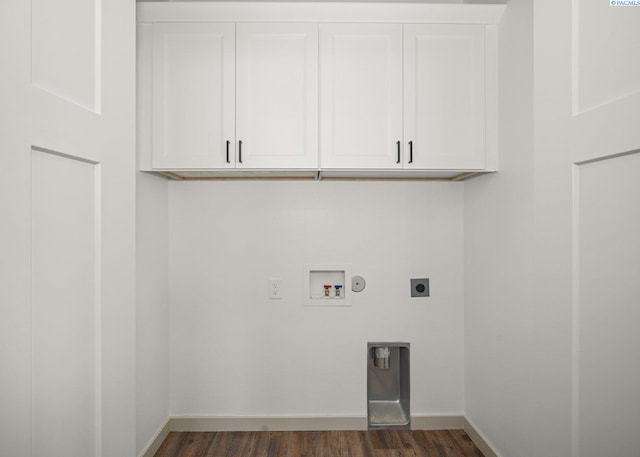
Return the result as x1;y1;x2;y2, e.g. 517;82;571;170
319;24;403;169
236;23;318;169
150;22;318;170
404;24;486;170
138;2;503;178
320;23;487;171
152;23;235;169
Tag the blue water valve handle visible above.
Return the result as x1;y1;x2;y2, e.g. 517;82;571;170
334;285;343;297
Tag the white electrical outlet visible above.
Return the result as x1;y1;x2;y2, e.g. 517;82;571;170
268;278;283;299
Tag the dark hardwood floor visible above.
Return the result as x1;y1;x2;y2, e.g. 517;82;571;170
153;430;485;457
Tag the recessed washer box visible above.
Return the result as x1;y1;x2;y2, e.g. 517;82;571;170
304;264;352;306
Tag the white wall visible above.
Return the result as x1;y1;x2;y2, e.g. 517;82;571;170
168;180;464;417
136;172;170;455
463;0;536;454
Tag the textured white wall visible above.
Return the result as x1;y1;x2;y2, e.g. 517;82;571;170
168;180;464;416
136;172;170;455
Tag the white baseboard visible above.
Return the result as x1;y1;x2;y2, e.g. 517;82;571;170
463;417;502;457
138;418;171;457
170;415;368;431
170;414;464;432
411;415;464;430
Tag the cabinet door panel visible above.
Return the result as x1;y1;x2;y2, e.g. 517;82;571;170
320;24;403;169
404;24;485;170
152;23;235;169
236;23;318;169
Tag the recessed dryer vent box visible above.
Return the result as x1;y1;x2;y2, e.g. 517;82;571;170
304;264;352;306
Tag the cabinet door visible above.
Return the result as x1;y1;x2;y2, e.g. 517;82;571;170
404;24;485;170
152;23;235;169
320;24;403;169
236;23;318;169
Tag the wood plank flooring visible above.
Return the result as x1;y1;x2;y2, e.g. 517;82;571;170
153;430;485;457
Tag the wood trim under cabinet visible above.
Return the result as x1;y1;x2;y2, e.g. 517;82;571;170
153;171;487;181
